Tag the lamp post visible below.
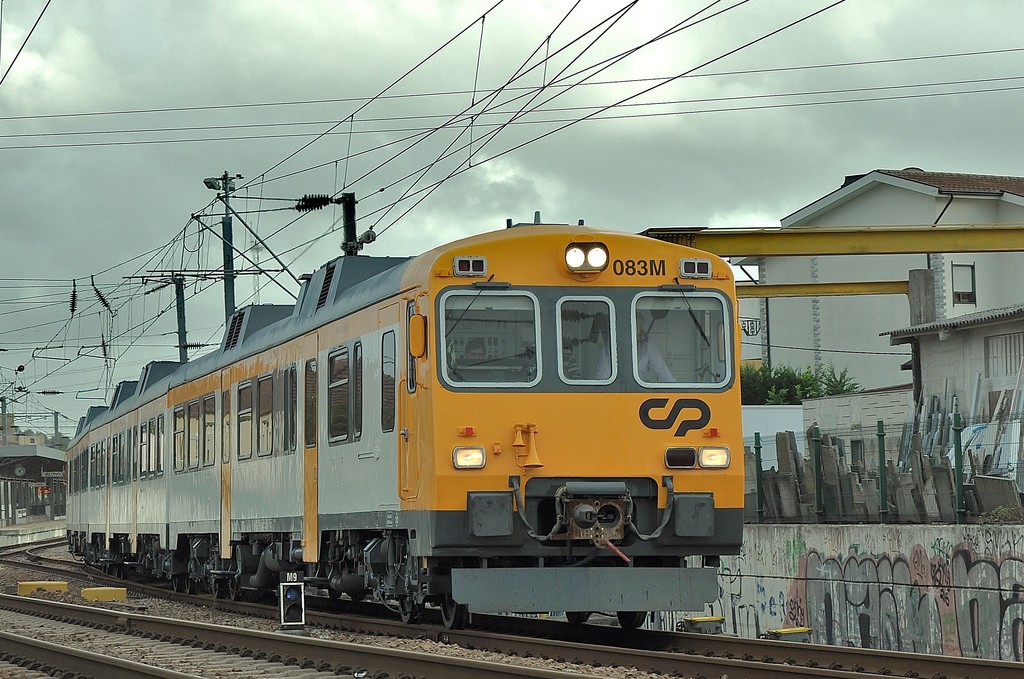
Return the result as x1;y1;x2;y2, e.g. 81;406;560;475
204;171;243;325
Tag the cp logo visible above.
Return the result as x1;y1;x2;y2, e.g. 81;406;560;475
639;398;711;436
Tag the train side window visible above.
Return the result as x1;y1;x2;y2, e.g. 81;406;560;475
203;394;216;467
187;400;201;470
381;331;396;433
156;415;164;475
111;433;121;485
284;366;297;453
238;382;253;460
173;406;186;472
221;389;231;464
101;439;108;487
124;430;133;483
257;375;274;457
132;426;139;481
406;302;417;393
328;348;350;443
140;422;149;480
304;359;317;448
353;342;363;442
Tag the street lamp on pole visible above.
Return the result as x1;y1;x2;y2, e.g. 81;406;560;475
204;171;243;325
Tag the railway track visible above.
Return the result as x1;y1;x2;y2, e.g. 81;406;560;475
5;538;1021;678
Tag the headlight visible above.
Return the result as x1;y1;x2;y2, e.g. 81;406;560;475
565;242;609;272
698;446;730;468
453;446;486;469
565;246;586;269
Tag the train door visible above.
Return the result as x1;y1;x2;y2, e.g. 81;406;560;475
218;368;232;560
301;335;319;562
399;299;423;501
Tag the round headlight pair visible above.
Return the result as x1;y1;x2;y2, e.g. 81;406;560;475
565;243;609;272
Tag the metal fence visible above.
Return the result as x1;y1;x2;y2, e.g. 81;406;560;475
745;416;1023;524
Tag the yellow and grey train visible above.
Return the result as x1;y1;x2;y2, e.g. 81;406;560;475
66;223;744;629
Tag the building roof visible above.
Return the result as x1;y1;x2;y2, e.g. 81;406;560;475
884;303;1024;342
783;168;1024;226
866;169;1024;196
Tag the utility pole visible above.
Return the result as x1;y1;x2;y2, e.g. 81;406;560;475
204;171;242;324
174;274;188;363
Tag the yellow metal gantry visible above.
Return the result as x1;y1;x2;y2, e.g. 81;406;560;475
643;224;1024;257
643;224;1024;297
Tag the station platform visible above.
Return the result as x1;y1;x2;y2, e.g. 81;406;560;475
0;518;65;547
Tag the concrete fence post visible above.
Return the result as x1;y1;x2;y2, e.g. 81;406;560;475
754;432;764;524
812;425;823;522
952;413;966;524
876;420;887;524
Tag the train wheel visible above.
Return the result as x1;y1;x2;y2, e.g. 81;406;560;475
439;595;469;630
565;611;591;625
171;574;186;593
398;596;422;624
228;578;242;601
616;611;647;630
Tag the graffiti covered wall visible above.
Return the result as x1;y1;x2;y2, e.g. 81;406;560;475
715;525;1024;660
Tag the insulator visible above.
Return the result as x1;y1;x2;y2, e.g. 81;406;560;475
91;275;112;313
101;334;108;359
294;194;332;212
69;280;78;315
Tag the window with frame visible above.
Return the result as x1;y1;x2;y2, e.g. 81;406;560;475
952;263;976;305
155;415;164;475
353;342;363;441
140;421;149;479
221;389;230;463
238;382;253;460
187;400;201;469
304;359;317;448
381;331;396;433
173;406;186;471
131;426;138;481
257;375;274;456
633;292;731;386
111;433;121;485
985;331;1024;378
284;366;297;453
441;291;540;386
557;298;615;383
406;302;417;393
203;394;216;466
328;348;350;443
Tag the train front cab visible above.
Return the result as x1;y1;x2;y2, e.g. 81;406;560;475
401;230;744;628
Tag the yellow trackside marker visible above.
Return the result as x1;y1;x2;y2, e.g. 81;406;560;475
17;581;68;595
81;587;127;602
762;626;813;642
677;615;725;634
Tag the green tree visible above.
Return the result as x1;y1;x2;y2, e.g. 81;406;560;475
740;362;860;405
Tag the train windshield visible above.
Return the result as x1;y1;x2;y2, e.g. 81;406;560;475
440;290;540;386
633;292;731;387
557;297;615;383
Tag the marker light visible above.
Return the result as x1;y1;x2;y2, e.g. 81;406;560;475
454;256;488;277
698;446;730;468
453;446;486;469
665;447;697;469
565;242;609;272
679;258;712;279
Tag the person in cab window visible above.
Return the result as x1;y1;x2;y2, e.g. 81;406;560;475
463;337;487;364
637;328;674;382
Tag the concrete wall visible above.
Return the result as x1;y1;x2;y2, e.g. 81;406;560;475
712;524;1024;660
802;387;915;433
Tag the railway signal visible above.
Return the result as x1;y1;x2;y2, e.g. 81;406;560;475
278;572;305;629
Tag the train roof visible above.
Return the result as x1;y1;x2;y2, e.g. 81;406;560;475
69;223;686;445
70;252;414;444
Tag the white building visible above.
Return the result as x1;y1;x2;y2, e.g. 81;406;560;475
754;168;1024;392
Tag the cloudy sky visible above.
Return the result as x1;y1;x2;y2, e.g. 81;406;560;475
0;0;1020;435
